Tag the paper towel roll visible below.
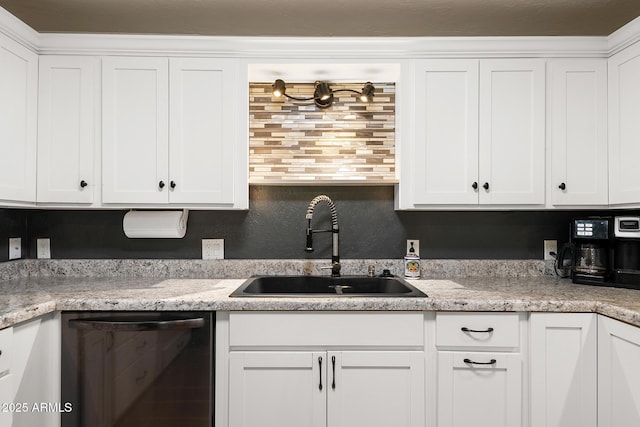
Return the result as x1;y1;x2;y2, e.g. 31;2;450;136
123;210;189;238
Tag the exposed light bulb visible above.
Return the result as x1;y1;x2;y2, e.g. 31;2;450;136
272;79;286;97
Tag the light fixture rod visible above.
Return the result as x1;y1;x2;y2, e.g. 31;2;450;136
271;80;375;108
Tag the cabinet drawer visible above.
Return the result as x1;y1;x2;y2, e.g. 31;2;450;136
436;312;521;350
0;327;12;374
229;311;424;348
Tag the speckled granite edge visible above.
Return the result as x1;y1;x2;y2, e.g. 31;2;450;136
0;259;554;280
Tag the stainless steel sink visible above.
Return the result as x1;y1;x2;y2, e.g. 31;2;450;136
229;275;427;297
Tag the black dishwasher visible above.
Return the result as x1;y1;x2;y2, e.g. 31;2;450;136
61;311;214;427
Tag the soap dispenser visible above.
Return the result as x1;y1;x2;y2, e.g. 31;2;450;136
404;241;420;279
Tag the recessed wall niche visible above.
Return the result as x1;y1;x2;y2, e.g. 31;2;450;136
249;82;396;184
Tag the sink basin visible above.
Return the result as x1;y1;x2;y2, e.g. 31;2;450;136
229;275;427;297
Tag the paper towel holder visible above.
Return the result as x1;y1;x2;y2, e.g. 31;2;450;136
123;209;189;239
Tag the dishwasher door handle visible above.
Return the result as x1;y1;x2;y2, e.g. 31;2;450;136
68;317;205;332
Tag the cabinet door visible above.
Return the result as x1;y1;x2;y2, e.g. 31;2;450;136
38;56;98;204
413;60;479;205
229;351;326;427
437;352;522;427
12;314;59;427
0;34;37;203
0;374;13;426
102;56;169;204
549;60;608;206
530;313;597;427
598;316;640;427
608;41;640;205
328;351;424;427
479;59;545;205
169;58;236;204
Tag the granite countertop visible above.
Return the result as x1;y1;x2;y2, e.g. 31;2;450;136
2;275;640;329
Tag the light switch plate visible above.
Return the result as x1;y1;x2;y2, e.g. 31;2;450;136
202;239;224;260
544;240;557;260
9;237;21;260
37;238;51;259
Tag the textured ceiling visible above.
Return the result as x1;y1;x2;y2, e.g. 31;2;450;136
1;0;639;37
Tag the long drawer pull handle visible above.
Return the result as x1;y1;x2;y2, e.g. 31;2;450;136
318;356;323;391
68;317;204;331
331;355;336;390
464;358;497;365
461;327;494;333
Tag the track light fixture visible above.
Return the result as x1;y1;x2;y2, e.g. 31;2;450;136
271;79;375;109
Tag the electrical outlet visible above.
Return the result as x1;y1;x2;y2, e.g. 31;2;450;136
544;240;557;260
202;239;224;260
9;237;21;260
406;239;420;257
37;238;51;259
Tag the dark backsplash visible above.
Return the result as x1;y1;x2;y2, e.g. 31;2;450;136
0;208;27;262
0;186;618;262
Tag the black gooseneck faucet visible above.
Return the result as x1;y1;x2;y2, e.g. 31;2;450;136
305;195;340;277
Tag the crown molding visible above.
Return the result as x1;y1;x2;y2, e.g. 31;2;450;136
608;16;640;56
36;33;609;59
0;7;39;52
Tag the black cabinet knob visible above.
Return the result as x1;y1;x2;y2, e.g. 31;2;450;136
158;181;165;189
558;183;566;190
170;181;176;189
472;182;478;190
483;182;489;190
80;180;88;188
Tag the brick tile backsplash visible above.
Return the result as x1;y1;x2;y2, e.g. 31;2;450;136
249;82;396;183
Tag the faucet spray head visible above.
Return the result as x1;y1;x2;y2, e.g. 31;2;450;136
306;227;314;252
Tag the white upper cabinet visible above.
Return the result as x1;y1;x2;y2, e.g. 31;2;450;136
37;56;99;204
404;58;545;208
548;60;608;206
102;56;169;204
102;56;247;208
413;60;479;205
0;33;37;204
168;58;237;205
608;40;640;206
479;59;546;205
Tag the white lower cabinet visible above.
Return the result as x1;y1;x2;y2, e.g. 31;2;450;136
434;312;526;427
221;311;640;427
229;350;424;427
0;313;60;427
437;352;522;427
223;311;425;427
529;313;597;427
598;315;640;427
229;351;326;427
0;374;13;426
0;327;13;426
12;313;60;427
